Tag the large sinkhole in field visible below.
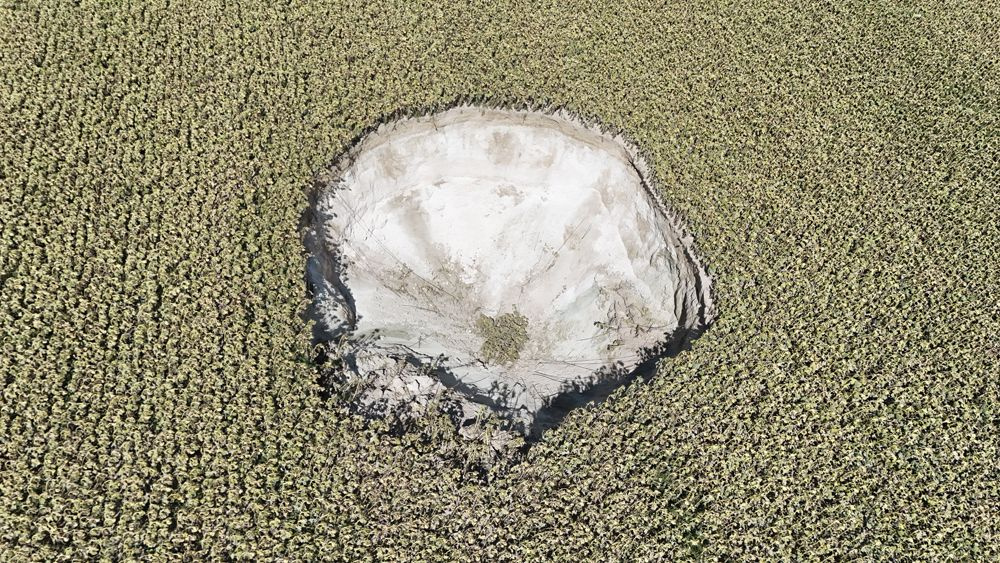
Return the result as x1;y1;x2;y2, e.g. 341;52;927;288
306;106;714;440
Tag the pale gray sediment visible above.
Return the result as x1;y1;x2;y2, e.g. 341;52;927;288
305;105;715;440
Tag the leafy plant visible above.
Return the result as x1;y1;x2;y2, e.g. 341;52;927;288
474;309;529;366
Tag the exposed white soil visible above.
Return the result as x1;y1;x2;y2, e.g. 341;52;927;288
306;106;714;437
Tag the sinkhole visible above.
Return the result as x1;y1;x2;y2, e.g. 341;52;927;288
305;106;715;441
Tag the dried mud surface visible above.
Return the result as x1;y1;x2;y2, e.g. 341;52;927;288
307;107;713;436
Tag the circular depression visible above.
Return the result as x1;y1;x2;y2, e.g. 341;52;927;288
306;106;714;437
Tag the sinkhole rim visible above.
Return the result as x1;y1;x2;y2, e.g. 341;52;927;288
303;103;717;443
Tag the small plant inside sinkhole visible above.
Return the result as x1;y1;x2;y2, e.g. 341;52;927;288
475;310;530;365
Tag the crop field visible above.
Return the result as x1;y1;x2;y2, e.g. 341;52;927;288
1;0;998;560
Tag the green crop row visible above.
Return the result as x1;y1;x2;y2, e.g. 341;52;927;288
1;0;998;560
